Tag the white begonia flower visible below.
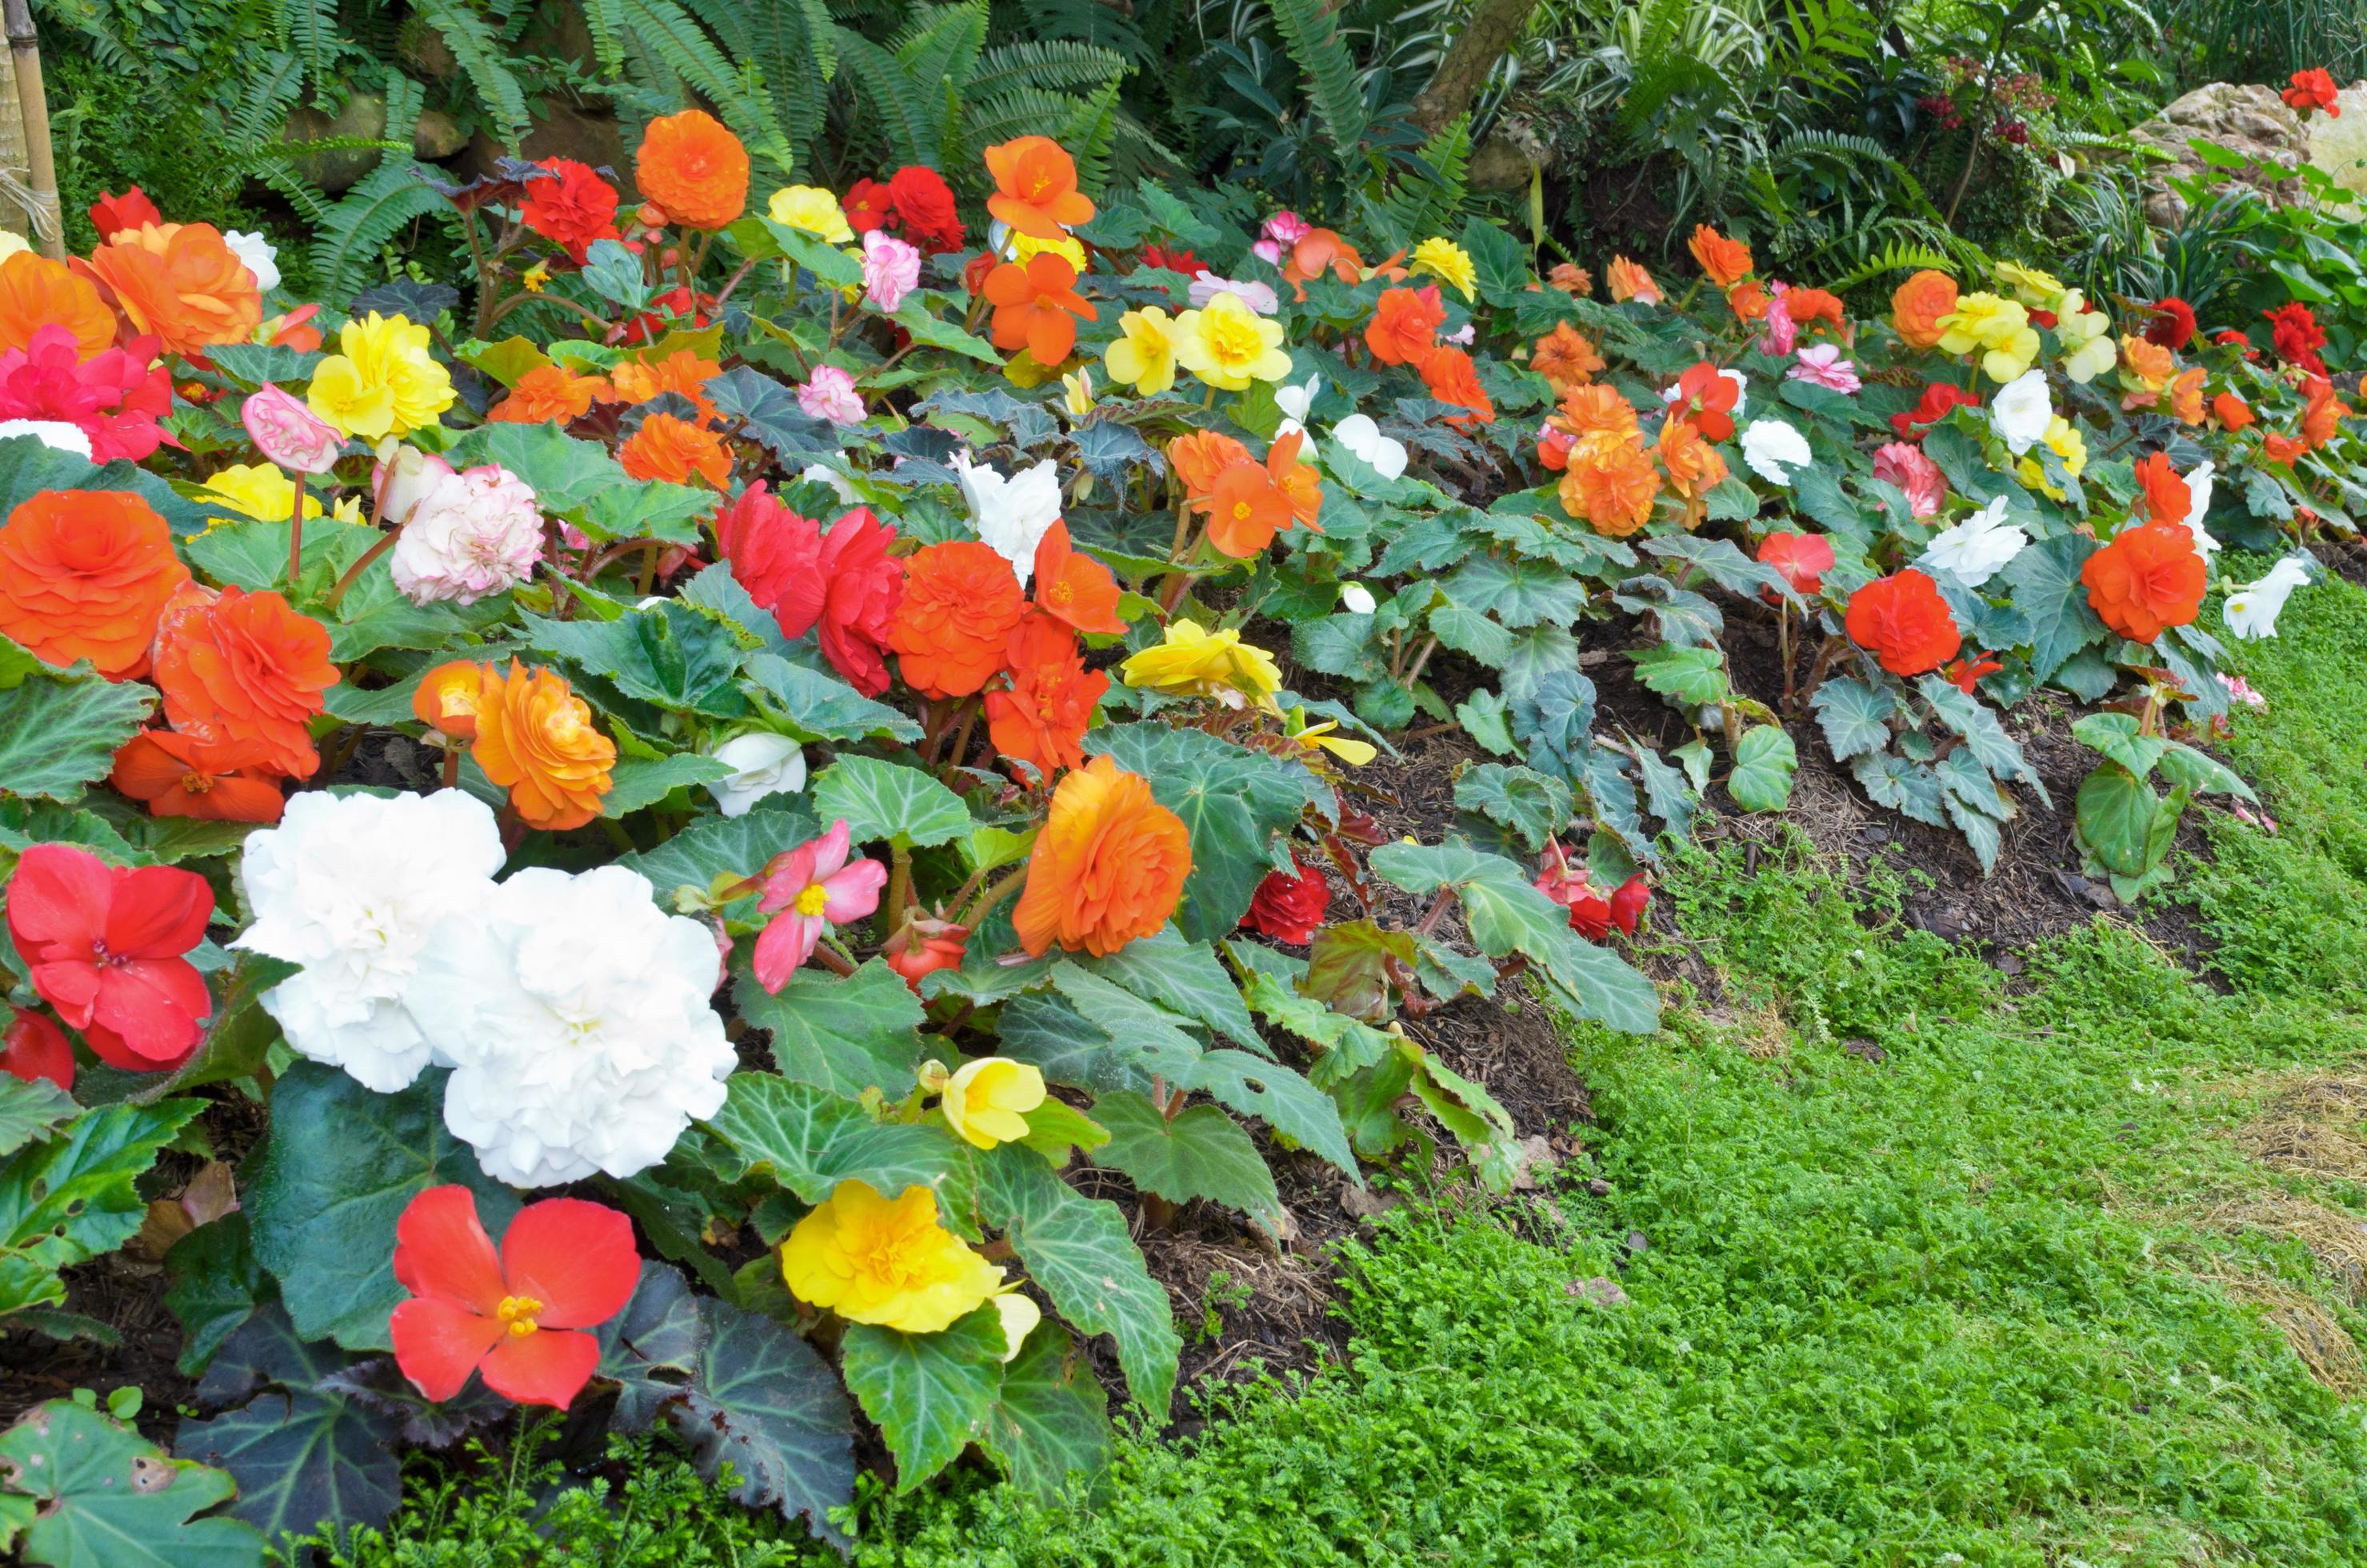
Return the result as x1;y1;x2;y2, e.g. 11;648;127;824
388;463;545;606
951;451;1062;589
0;419;91;458
706;733;807;818
1330;413;1408;480
1989;368;2053;454
1922;496;2028;588
1662;369;1748;422
1274;373;1321;437
2181;460;2221;560
1339;582;1377;615
2224;554;2317;640
1739;418;1813;486
232;790;506;1094
409;865;735;1187
798;462;859;504
223;230;282;294
2054;292;2117;383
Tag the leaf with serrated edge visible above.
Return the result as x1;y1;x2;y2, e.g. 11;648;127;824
733;958;928;1098
810;754;972;849
1;1401;266;1568
982;1321;1111;1497
669;1295;856;1547
1092;1090;1284;1235
841;1306;1006;1490
702;1074;974;1218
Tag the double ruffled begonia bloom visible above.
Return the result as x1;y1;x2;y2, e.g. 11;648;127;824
753;818;888;990
76;222;261;360
619;412;731;488
1890;270;1957;349
951;453;1062;587
489;364;610;425
0;488;189;678
987;613;1109;778
889;540;1029;698
1871;441;1946;518
1174;290;1292;390
0;323;172;462
1243;856;1329;944
1559;431;1660;536
308;312;454;441
1605;256;1659;304
2082;522;2205;643
1845;569;1961;677
718;489;906;696
797;365;866;425
861;230;922;312
520;159;622;255
1687;225;1753;288
1987;368;2053;455
1014;755;1192;958
0;251;118;358
5;842;212;1071
1364;286;1445;367
637;110;750;230
1409;236;1477;300
154;586;340;779
388;463;544;606
410;864;736;1185
390;1186;638;1408
471;660;615;830
233;789;506;1092
782;1178;1005;1333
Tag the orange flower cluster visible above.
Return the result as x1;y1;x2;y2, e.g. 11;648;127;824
154;584;341;781
610;349;722;421
464;660;618;829
0;490;190;679
1365;285;1445;366
1557;430;1661;537
1014;755;1191;958
1420;346;1494;428
74;222;260;360
887;542;1030;698
1179;430;1323;558
634;110;749;230
490;364;613;425
2082;522;2204;642
1530;322;1605;394
620;410;732;488
984;253;1098;366
1686;225;1765;322
1890;270;1958;350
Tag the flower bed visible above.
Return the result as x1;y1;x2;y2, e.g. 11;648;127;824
0;99;2348;1559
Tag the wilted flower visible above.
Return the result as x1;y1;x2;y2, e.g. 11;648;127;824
234;789;506;1093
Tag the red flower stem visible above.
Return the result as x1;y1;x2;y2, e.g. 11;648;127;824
322;527;399;614
958;864;1030;930
941;702;981;783
885;846;913;933
1413;885;1457;938
288;474;306;590
442;746;461;791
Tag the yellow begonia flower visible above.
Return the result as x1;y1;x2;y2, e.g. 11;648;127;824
1103;307;1179;395
1060;367;1094;418
779;1179;1003;1334
2053;290;2117;384
768;186;855;244
199;462;362;528
306;312;454;442
1171;292;1293;390
1410;236;1478;302
991;1290;1041;1362
1119;619;1283;706
940;1058;1046;1151
1934;292;2038;383
1287;707;1377;766
2015;415;2089;501
1011;230;1089;272
1993;260;2066;311
521;262;550;294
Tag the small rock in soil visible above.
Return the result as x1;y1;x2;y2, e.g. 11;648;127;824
1619;1230;1649;1266
1509;1134;1560;1191
1586;1178;1612;1197
1994;952;2025;976
1565;1277;1630;1307
1841;1038;1888;1063
1341;1186;1401;1223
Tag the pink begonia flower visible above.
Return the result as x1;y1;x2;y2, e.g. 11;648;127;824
1251;239;1281;265
388;464;545;606
1188;272;1280;315
0;323;174;463
1262;210;1313;246
1870;440;1947;518
1445;322;1475;346
752;818;888;990
2218;672;2267;710
798;364;866;425
1787;342;1861;394
242;382;342;474
374;442;455;528
862;230;922;313
1757;282;1799;357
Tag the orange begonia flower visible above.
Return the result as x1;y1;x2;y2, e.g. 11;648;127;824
1687;225;1753;288
1657;417;1729;502
471;660;617;830
1890;270;1958;350
0;489;190;679
1725;279;1770;322
610;349;722;421
1168;430;1253;501
76;222;262;360
1014;754;1191;958
414;659;490;739
886;540;1029;698
2120;334;2173;392
1553;383;1641;440
1530;322;1605;394
983;253;1097;367
1557;431;1661;537
634;110;750;230
1420;345;1495;428
489;364;613;425
2169;366;2205;426
1281;230;1365;299
2264;431;2304;463
2082;521;2204;642
1204;460;1293;559
109;730;283;824
984;137;1095;240
619;412;732;487
1269;430;1322;528
2213;391;2254;431
1605;256;1660;304
2303;379;2349;449
1365;285;1445;367
986;615;1109;779
1783;287;1845;331
1030;520;1124;636
152;585;340;780
1845;569;1962;677
2130;451;2191;528
0;251;117;358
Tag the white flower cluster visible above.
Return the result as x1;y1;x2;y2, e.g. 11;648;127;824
235;790;734;1186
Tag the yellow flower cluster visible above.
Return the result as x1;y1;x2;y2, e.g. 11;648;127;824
308;313;454;441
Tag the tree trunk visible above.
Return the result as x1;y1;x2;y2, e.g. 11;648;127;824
2;0;61;257
1409;0;1545;136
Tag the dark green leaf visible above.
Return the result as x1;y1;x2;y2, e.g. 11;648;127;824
734;958;928;1099
670;1295;857;1546
841;1306;1006;1490
982;1322;1110;1498
703;1074;972;1214
0;1099;202;1315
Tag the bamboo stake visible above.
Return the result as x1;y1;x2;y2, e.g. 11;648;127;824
3;0;61;258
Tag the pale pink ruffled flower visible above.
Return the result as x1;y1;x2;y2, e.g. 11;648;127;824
387;463;544;606
1871;441;1947;518
798;364;866;425
1788;342;1861;394
243;383;342;474
1262;210;1313;246
752;818;888;990
373;443;454;527
1445;322;1475;346
862;230;922;313
1188;273;1280;315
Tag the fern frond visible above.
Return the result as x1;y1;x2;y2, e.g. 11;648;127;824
309;162;450;302
281;0;345;92
968;39;1128;98
837;29;942;168
414;0;531;148
623;0;795;174
894;1;991;98
1265;0;1369;151
1824;238;1958;292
